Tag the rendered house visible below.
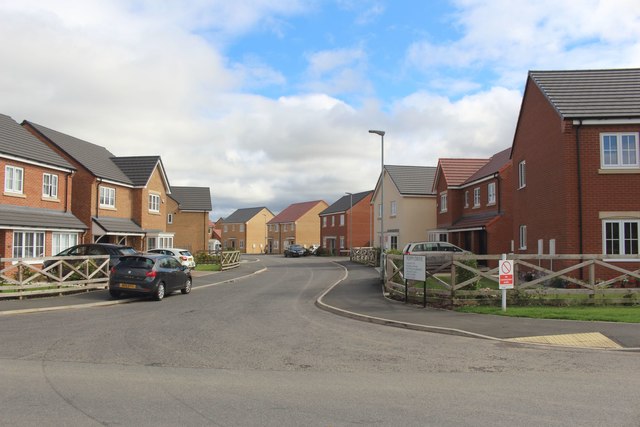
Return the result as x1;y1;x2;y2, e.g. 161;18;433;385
0;114;86;259
221;207;274;254
319;190;373;254
167;186;213;253
511;68;640;258
23;121;172;252
433;148;512;255
267;200;328;254
370;165;437;251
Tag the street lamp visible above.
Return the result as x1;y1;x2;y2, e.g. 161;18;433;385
345;192;353;258
369;129;385;281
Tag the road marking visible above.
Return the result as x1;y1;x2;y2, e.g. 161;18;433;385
506;332;622;349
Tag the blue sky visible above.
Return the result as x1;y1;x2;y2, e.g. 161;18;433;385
1;0;639;219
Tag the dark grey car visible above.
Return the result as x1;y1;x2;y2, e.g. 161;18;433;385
284;244;306;257
108;254;192;301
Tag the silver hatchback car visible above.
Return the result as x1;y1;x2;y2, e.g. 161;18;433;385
402;241;469;270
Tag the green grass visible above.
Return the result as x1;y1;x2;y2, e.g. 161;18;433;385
455;305;640;323
194;264;221;272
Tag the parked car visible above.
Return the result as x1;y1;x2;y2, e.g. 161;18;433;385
284;244;306;257
44;243;138;269
108;253;192;301
148;248;196;268
402;241;469;270
306;244;320;255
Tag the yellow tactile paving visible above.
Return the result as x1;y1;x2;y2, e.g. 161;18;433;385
506;332;622;349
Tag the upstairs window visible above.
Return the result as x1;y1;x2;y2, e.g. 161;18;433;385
322;217;327;228
167;213;173;224
473;188;481;207
464;191;469;208
518;160;526;189
487;182;496;205
390;201;397;217
148;193;160;212
439;192;447;213
340;214;345;226
601;133;639;169
99;186;115;208
42;173;58;198
5;165;23;194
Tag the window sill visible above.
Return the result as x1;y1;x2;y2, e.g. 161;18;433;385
99;205;116;210
148;211;161;215
42;197;60;203
4;192;25;198
487;202;496;207
598;168;640;174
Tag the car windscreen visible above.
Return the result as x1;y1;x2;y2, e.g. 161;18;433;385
118;256;154;269
118;247;139;255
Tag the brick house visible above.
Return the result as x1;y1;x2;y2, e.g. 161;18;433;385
221;207;274;254
267;200;328;254
433;148;512;256
167;186;213;253
23;121;173;252
0;114;86;260
370;165;437;251
319;190;373;254
511;68;640;261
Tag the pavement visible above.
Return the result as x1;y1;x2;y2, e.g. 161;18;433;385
1;259;639;351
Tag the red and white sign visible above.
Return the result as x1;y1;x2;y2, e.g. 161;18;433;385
499;259;514;289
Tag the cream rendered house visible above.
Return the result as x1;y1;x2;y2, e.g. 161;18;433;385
371;165;437;251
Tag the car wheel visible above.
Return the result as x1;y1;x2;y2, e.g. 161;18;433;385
181;278;192;295
109;290;120;299
154;282;165;301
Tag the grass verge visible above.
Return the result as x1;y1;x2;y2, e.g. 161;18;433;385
455;305;640;323
194;264;221;272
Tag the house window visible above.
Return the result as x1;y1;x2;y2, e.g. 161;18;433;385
167;213;173;224
603;220;639;255
378;203;382;219
283;224;288;232
519;225;527;250
42;173;58;198
487;182;496;205
5;165;24;194
99;186;116;208
339;236;345;249
273;240;279;250
52;232;78;254
390;201;397;217
322;217;327;228
390;235;398;250
240;239;245;249
473;188;481;207
13;231;45;258
440;192;447;213
291;223;295;231
274;224;279;232
518;160;526;189
223;225;228;232
601;133;639;169
464;191;469;208
148;193;160;212
340;215;345;226
331;216;335;226
240;224;245;232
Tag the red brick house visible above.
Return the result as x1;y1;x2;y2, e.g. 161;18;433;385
510;68;640;260
433;148;512;256
23;121;173;252
0;114;86;259
319;190;373;254
267;200;328;254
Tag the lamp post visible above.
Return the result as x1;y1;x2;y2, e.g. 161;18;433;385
369;129;385;281
345;192;353;257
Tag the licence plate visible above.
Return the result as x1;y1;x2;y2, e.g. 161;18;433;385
119;283;137;289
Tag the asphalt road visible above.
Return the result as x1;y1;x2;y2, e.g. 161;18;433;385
1;256;639;426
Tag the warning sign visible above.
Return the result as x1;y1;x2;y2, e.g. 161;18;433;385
499;259;514;289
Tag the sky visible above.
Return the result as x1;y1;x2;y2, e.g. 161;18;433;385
1;0;640;220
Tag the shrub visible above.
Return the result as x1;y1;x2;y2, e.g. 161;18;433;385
456;258;479;289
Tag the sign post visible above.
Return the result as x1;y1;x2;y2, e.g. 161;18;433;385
498;255;514;312
404;255;426;305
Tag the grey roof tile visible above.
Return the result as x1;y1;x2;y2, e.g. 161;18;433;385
386;165;437;195
92;217;144;234
24;121;133;185
224;207;271;223
112;156;165;187
170;186;212;211
0;205;86;230
0;114;74;170
529;68;640;119
320;191;373;215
